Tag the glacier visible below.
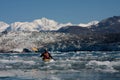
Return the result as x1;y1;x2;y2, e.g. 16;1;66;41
0;31;77;52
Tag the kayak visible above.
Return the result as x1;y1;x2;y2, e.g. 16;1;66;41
43;59;54;62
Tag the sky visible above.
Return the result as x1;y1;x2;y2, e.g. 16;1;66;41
0;0;120;24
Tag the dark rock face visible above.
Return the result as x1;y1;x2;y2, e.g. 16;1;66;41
53;16;120;51
91;16;120;33
58;26;91;34
58;16;120;34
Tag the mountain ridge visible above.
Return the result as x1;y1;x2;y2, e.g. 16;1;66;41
58;16;120;34
1;16;120;33
0;17;98;32
0;18;73;32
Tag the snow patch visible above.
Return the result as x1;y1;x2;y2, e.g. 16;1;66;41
79;21;99;28
0;21;9;32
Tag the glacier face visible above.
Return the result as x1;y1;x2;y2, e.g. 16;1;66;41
0;31;95;52
0;31;76;52
0;31;119;52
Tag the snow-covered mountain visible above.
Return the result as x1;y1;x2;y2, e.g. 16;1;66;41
0;16;120;52
10;18;60;31
0;18;99;32
32;18;73;31
0;18;73;32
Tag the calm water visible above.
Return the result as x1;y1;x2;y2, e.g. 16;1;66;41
0;51;120;80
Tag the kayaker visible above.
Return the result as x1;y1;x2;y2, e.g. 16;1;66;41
40;50;53;62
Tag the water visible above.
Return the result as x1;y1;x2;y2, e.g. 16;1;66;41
0;51;120;80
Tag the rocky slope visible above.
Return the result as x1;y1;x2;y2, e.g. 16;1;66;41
0;16;120;52
58;16;120;34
